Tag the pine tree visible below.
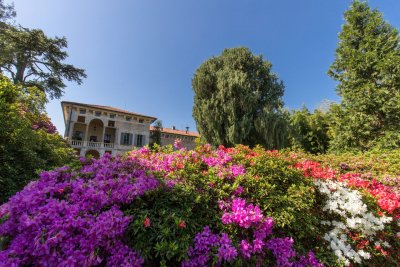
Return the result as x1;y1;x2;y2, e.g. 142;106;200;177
327;0;400;153
192;46;289;149
0;2;86;100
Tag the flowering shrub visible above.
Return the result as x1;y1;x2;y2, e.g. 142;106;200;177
32;113;58;134
1;142;399;266
0;75;75;204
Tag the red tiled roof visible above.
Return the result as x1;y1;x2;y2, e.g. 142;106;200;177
150;126;200;137
61;101;157;119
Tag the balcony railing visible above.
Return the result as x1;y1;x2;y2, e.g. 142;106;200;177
87;141;101;148
71;140;84;146
103;143;115;149
69;140;118;149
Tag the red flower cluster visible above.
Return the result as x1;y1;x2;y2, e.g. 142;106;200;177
295;161;400;214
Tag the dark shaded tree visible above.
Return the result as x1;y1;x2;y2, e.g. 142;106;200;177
192;46;289;149
150;120;163;149
327;0;400;153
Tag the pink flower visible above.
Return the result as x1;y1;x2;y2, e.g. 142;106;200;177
239;240;252;258
179;221;186;228
144;218;150;227
174;139;182;149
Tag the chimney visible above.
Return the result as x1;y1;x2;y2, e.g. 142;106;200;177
172;126;175;130
185;126;189;134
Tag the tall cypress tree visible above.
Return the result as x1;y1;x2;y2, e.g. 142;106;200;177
191;46;288;149
327;1;400;153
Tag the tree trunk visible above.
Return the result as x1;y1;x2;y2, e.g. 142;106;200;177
14;56;27;83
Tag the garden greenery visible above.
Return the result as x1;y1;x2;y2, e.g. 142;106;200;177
0;75;76;204
1;141;399;266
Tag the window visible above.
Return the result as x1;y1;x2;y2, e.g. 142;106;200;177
136;135;143;146
95;112;101;117
80;110;86;114
77;116;85;123
110;115;115;119
165;135;168;138
104;134;111;143
108;121;115;127
121;133;131;145
126;117;131;121
139;119;144;123
74;131;83;140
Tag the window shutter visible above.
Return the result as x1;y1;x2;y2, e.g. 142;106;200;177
120;133;124;145
134;134;138;146
129;134;133;145
142;135;146;146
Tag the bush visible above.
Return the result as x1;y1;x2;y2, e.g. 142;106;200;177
0;75;76;204
0;142;399;266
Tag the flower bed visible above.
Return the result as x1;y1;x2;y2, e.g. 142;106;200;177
1;144;399;266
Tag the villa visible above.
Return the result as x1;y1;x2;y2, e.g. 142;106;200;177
61;101;199;158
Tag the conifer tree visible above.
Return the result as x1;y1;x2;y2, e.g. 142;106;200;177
192;46;288;149
327;0;400;153
0;1;86;100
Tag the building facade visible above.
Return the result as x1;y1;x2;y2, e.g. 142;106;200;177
62;102;201;158
62;101;156;158
150;126;200;150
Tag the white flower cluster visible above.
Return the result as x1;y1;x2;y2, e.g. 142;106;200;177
315;179;392;266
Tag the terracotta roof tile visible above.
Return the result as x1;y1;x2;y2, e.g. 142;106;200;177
150;126;200;137
61;101;157;119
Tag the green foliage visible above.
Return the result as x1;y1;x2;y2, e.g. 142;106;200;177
150;120;163;149
289;102;331;154
0;75;75;203
0;4;87;100
327;0;400;153
191;46;289;150
124;182;221;265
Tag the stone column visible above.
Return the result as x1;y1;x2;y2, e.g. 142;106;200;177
115;128;119;146
68;122;75;139
84;124;89;146
102;126;106;143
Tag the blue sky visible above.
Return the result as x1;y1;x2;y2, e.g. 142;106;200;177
11;0;400;135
